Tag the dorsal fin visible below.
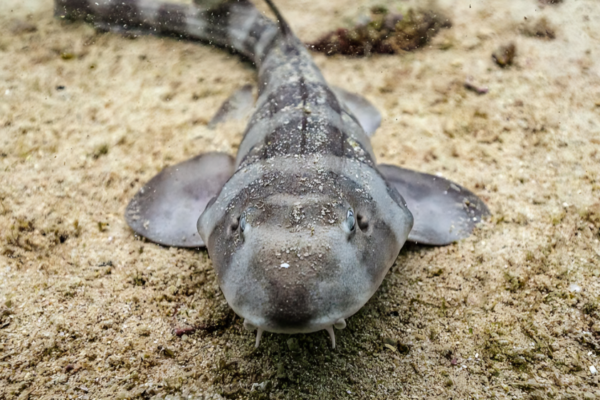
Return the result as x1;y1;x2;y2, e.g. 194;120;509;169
263;0;292;38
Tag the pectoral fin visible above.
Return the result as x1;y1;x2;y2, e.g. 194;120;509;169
332;86;382;136
125;153;235;247
208;84;255;129
379;165;490;245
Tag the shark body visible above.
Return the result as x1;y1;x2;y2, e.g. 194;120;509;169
55;0;489;347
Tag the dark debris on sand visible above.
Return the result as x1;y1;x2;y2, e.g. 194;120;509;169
519;17;556;40
307;6;451;57
492;42;516;68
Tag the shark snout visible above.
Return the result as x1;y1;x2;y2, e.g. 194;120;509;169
238;276;350;348
233;265;351;333
218;233;372;347
210;205;401;348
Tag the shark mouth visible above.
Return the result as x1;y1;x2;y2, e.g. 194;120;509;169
243;318;347;348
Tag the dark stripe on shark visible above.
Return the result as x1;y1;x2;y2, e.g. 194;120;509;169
246;199;355;229
98;1;145;27
263;120;345;157
253;80;342;120
256;55;328;98
238;121;374;166
155;4;188;36
203;2;236;46
56;0;145;26
212;169;379;232
55;0;94;20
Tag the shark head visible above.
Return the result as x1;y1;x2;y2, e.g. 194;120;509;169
198;160;413;344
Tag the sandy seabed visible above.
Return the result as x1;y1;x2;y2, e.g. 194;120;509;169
1;0;600;399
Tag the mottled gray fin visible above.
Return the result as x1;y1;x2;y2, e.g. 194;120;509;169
331;86;382;136
125;153;235;248
378;165;490;245
208;84;255;129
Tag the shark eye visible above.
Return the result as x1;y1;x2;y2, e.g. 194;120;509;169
240;214;247;233
345;209;356;232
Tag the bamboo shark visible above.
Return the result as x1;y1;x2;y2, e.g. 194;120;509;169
55;0;490;348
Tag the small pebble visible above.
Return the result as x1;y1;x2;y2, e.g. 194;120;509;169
384;343;397;352
286;338;300;351
492;42;516;67
590;365;597;375
569;283;582;293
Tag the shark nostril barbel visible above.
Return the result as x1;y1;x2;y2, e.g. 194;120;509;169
325;326;336;349
334;318;346;330
255;328;264;348
244;320;257;332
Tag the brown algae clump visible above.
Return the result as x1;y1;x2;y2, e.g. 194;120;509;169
308;6;451;56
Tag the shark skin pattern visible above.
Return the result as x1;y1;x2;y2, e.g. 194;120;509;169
55;0;490;348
